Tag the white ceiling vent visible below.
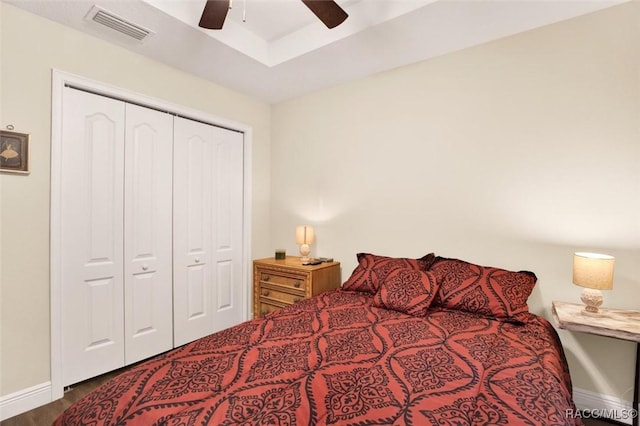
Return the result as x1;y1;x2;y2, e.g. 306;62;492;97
85;5;154;42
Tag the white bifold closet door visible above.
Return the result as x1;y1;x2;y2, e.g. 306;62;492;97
123;103;173;365
173;117;244;347
60;88;173;385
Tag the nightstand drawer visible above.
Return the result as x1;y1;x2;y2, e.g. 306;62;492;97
259;287;305;305
258;300;285;317
258;271;307;292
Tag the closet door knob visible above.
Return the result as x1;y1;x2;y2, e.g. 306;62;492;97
142;265;148;271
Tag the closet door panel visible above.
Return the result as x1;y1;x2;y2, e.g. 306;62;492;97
173;118;244;345
187;264;207;316
173;118;214;346
124;104;174;364
211;127;244;330
61;88;125;386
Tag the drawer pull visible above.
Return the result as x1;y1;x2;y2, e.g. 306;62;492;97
263;274;270;281
195;258;200;264
142;264;149;271
262;290;270;297
293;297;302;303
294;281;301;288
261;310;267;316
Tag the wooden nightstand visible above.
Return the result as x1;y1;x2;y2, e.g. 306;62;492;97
552;301;640;426
253;256;341;319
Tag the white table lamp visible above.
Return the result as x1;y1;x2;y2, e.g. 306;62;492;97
296;225;315;263
573;252;614;316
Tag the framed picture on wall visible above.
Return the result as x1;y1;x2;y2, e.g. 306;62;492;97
0;130;30;174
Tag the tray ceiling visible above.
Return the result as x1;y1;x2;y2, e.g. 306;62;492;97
6;0;626;103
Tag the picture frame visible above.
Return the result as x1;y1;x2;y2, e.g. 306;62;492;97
0;130;30;174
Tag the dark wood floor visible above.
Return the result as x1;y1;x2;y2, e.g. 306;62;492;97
1;368;124;426
0;369;623;426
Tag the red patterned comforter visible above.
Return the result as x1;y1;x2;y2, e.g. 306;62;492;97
54;290;580;425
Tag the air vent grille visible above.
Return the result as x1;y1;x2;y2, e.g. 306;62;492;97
86;6;153;41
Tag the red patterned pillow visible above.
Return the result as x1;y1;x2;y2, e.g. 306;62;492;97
342;253;436;294
373;268;439;317
430;257;537;322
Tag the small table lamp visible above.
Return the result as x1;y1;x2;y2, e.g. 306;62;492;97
296;225;315;263
572;252;615;316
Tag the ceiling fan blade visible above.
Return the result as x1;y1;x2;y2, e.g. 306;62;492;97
301;0;348;29
199;0;230;30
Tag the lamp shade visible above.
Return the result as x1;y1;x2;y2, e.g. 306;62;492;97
295;225;315;245
572;252;614;290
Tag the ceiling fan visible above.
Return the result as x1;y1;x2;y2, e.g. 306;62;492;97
199;0;349;30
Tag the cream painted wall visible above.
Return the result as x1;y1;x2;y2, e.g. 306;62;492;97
272;2;639;402
0;3;271;396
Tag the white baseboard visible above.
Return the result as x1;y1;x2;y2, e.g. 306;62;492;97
573;387;637;426
0;382;52;421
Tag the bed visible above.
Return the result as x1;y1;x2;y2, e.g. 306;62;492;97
54;253;581;425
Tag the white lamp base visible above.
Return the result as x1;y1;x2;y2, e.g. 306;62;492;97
580;287;604;316
299;244;311;263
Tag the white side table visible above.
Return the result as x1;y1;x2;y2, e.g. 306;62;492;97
552;301;640;426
